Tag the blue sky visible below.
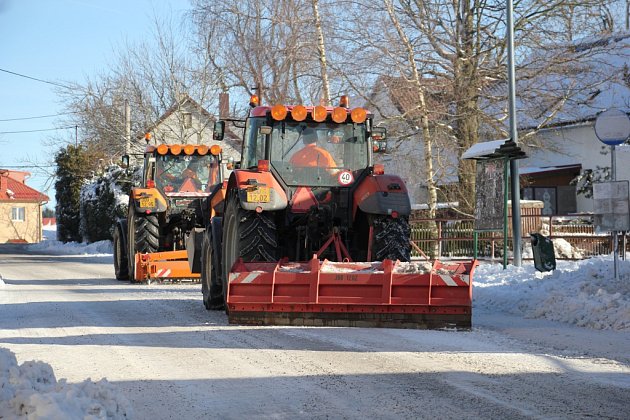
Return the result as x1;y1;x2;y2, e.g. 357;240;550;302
0;0;188;209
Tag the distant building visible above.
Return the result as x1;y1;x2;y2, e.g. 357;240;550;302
0;170;49;243
139;93;241;164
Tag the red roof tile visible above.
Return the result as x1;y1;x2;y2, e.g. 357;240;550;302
0;171;48;202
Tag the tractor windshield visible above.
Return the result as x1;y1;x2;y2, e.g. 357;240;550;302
269;121;369;187
153;154;219;193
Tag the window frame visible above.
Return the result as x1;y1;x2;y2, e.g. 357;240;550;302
11;206;25;222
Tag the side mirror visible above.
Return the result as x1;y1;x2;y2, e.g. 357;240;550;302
373;141;387;153
121;154;130;168
213;121;225;141
371;127;387;153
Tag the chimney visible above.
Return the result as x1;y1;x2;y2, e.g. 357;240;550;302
219;93;229;119
0;171;7;193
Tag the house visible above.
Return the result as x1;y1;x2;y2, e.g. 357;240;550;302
0;170;49;243
501;33;630;214
369;33;630;215
138;93;241;163
364;76;459;206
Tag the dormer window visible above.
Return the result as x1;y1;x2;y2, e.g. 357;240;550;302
183;112;192;129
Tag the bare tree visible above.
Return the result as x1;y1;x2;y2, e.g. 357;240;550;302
190;0;335;107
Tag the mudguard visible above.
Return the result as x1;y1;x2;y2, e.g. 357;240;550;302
353;174;411;217
129;187;168;213
228;170;288;211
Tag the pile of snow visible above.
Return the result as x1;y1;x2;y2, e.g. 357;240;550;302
474;256;630;331
31;224;113;255
0;348;132;419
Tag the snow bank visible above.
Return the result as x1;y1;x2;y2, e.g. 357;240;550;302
474;256;630;331
0;347;132;419
30;238;113;255
32;225;113;256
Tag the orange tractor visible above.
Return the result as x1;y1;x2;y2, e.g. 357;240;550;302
188;96;477;329
113;139;226;283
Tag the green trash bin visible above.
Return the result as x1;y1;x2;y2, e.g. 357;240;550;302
530;233;556;272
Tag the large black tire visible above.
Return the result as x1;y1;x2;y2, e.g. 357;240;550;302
201;230;224;310
127;211;159;280
221;194;278;311
372;215;411;262
113;225;129;281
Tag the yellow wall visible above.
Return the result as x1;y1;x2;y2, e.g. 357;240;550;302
0;202;42;243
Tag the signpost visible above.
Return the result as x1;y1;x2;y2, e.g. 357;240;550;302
594;109;630;281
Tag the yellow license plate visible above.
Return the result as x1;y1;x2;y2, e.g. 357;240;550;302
139;197;156;207
246;186;270;203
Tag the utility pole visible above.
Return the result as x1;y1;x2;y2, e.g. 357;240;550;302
125;99;131;155
75;125;78;148
507;0;522;266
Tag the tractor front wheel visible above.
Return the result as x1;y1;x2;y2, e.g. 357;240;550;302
221;194;278;312
127;212;159;280
201;230;224;310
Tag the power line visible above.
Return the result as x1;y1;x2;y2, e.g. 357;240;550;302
0;126;76;134
0;112;77;122
0;67;71;89
0;164;57;169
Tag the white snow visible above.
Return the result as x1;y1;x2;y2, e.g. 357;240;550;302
1;224;628;418
0;348;132;419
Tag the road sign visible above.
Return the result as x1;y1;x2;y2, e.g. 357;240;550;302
594;109;630;146
593;181;630;232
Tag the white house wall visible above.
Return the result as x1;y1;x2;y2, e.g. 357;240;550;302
523;123;630;212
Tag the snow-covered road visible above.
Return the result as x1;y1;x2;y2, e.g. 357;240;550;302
1;248;629;419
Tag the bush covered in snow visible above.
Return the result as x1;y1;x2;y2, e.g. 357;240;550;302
0;347;132;419
80;165;132;243
55;145;93;243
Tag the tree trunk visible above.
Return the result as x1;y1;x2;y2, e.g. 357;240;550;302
312;0;331;105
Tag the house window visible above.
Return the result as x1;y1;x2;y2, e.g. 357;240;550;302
11;207;25;222
522;186;577;215
183;112;193;129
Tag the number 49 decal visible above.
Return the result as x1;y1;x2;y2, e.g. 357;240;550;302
337;170;354;186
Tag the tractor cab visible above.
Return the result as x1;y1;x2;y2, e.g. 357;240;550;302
142;144;223;195
239;100;378;192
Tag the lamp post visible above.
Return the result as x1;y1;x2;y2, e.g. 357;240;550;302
507;0;522;266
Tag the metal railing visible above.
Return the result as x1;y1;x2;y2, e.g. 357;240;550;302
409;214;626;261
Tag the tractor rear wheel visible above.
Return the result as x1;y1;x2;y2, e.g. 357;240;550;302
201;230;224;310
221;194;278;312
372;215;411;262
113;225;129;280
127;212;160;280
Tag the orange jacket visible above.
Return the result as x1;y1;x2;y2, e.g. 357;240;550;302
289;143;337;167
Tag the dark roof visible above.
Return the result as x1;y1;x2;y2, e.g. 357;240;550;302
0;170;48;202
374;75;450;123
461;139;527;160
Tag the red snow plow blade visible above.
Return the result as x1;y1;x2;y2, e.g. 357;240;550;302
226;257;478;329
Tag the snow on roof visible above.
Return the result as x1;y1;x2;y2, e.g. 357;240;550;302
485;32;630;131
519;164;582;175
461;139;509;159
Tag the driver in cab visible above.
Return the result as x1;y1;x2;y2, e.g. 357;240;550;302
289;128;338;168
